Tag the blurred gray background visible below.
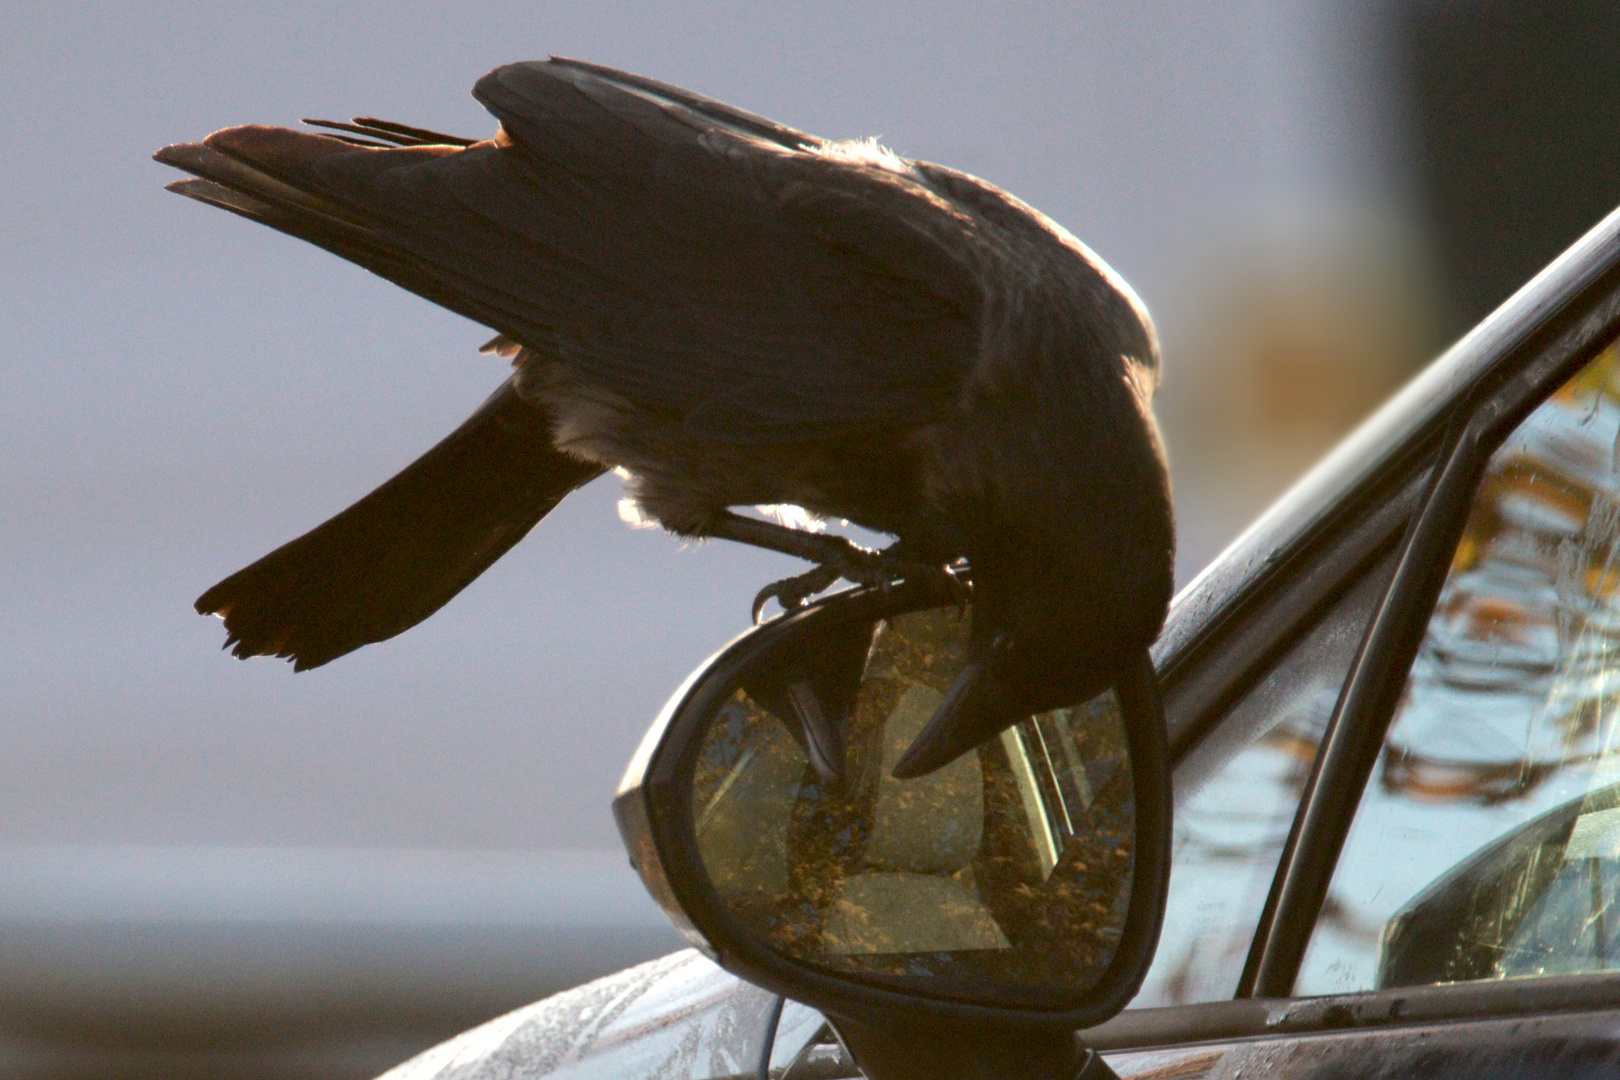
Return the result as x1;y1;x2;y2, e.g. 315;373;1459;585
3;0;1616;1076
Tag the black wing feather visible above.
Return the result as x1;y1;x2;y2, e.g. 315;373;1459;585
195;378;603;670
183;58;985;444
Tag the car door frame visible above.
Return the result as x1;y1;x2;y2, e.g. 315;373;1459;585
1084;200;1620;1052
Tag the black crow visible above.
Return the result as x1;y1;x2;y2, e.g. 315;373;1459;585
155;58;1173;778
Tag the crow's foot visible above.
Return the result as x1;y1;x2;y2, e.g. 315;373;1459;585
751;546;970;623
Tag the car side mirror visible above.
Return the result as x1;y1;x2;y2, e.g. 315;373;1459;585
615;580;1171;1080
1378;781;1620;989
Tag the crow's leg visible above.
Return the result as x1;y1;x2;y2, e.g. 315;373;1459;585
704;512;876;566
700;512;965;622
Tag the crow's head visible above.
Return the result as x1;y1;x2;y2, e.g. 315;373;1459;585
894;326;1173;779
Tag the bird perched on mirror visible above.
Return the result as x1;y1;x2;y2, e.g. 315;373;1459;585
156;58;1174;778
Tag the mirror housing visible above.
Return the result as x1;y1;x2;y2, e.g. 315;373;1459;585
615;580;1170;1074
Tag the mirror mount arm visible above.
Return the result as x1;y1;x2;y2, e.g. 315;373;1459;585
828;1016;1123;1080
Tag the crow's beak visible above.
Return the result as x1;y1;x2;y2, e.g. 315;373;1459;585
891;650;1017;779
740;618;875;783
786;678;846;782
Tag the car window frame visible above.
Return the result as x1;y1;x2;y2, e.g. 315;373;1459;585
1085;202;1620;1051
1244;213;1620;1001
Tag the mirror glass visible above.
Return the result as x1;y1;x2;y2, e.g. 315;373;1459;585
688;604;1135;997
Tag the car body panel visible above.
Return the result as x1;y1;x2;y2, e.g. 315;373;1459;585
378;950;783;1080
1106;1010;1620;1079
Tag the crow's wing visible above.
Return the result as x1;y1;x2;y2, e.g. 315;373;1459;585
193;376;603;670
164;57;987;445
158;148;607;670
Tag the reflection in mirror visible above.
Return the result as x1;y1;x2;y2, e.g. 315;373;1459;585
1299;339;1620;993
690;605;1134;999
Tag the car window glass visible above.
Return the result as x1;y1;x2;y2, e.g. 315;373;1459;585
1128;555;1396;1007
1297;341;1620;995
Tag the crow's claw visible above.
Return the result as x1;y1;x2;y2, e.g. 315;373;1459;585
753;564;843;623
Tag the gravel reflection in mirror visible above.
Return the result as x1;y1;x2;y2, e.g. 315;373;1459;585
691;605;1134;999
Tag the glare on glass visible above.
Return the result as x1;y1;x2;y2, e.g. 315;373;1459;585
689;606;1134;996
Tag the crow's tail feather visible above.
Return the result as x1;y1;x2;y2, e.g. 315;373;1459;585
195;377;604;670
